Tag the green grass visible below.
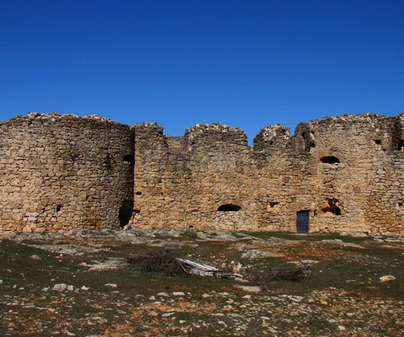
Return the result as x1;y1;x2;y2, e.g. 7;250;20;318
2;233;402;298
1;231;403;337
244;231;373;243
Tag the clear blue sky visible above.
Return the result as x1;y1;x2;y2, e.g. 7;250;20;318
1;0;403;142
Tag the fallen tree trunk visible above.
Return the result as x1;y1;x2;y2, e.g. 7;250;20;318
176;257;234;278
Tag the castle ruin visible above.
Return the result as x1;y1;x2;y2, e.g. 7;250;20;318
1;112;403;234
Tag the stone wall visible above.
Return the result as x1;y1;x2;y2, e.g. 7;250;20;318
131;114;404;234
1;112;403;233
296;114;403;233
0;113;134;232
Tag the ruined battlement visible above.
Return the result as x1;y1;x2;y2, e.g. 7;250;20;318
1;112;403;234
184;123;248;148
295;113;404;153
253;124;291;153
6;111;117;125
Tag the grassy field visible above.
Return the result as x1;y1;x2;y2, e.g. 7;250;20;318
0;230;403;336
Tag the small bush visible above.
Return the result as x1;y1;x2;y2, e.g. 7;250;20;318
126;250;186;276
249;265;310;283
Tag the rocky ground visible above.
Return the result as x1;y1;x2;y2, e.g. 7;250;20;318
0;229;403;336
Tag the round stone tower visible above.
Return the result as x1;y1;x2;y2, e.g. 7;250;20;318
0;113;134;232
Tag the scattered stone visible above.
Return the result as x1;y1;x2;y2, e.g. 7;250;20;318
173;292;186;297
267;326;277;333
52;283;68;291
234;285;261;293
157;292;169;297
379;275;396;282
241;250;281;259
29;254;41;260
104;283;117;288
0;228;403;336
87;259;127;271
321;239;363;248
341;231;368;237
300;259;319;264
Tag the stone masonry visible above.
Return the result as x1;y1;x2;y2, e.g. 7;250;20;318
1;112;403;233
0;113;134;232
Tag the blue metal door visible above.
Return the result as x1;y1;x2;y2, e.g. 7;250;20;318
296;211;310;233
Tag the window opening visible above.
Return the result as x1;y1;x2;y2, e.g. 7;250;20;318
321;198;342;215
320;156;340;164
123;155;134;164
217;204;241;212
104;153;112;169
